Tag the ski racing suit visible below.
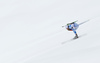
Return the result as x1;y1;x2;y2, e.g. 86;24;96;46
65;22;79;38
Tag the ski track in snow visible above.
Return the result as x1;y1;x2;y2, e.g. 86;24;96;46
0;0;100;63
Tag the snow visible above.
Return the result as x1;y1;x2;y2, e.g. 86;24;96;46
0;0;100;63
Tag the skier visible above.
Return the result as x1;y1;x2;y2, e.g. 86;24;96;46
65;21;79;39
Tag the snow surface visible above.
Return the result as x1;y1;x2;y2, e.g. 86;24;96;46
0;0;100;63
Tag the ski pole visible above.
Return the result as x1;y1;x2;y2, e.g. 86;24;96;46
79;19;90;25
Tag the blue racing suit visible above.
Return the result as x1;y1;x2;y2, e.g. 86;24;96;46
65;23;79;34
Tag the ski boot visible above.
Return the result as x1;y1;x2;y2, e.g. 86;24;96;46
73;34;79;39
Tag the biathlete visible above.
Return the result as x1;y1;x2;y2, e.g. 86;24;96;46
65;21;79;39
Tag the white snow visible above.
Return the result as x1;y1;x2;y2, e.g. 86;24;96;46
0;0;100;63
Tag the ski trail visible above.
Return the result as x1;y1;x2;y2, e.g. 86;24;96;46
61;34;87;44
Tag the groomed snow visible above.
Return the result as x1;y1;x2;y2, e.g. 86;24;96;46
0;0;100;63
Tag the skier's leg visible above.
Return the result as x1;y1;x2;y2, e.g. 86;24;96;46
73;30;78;39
